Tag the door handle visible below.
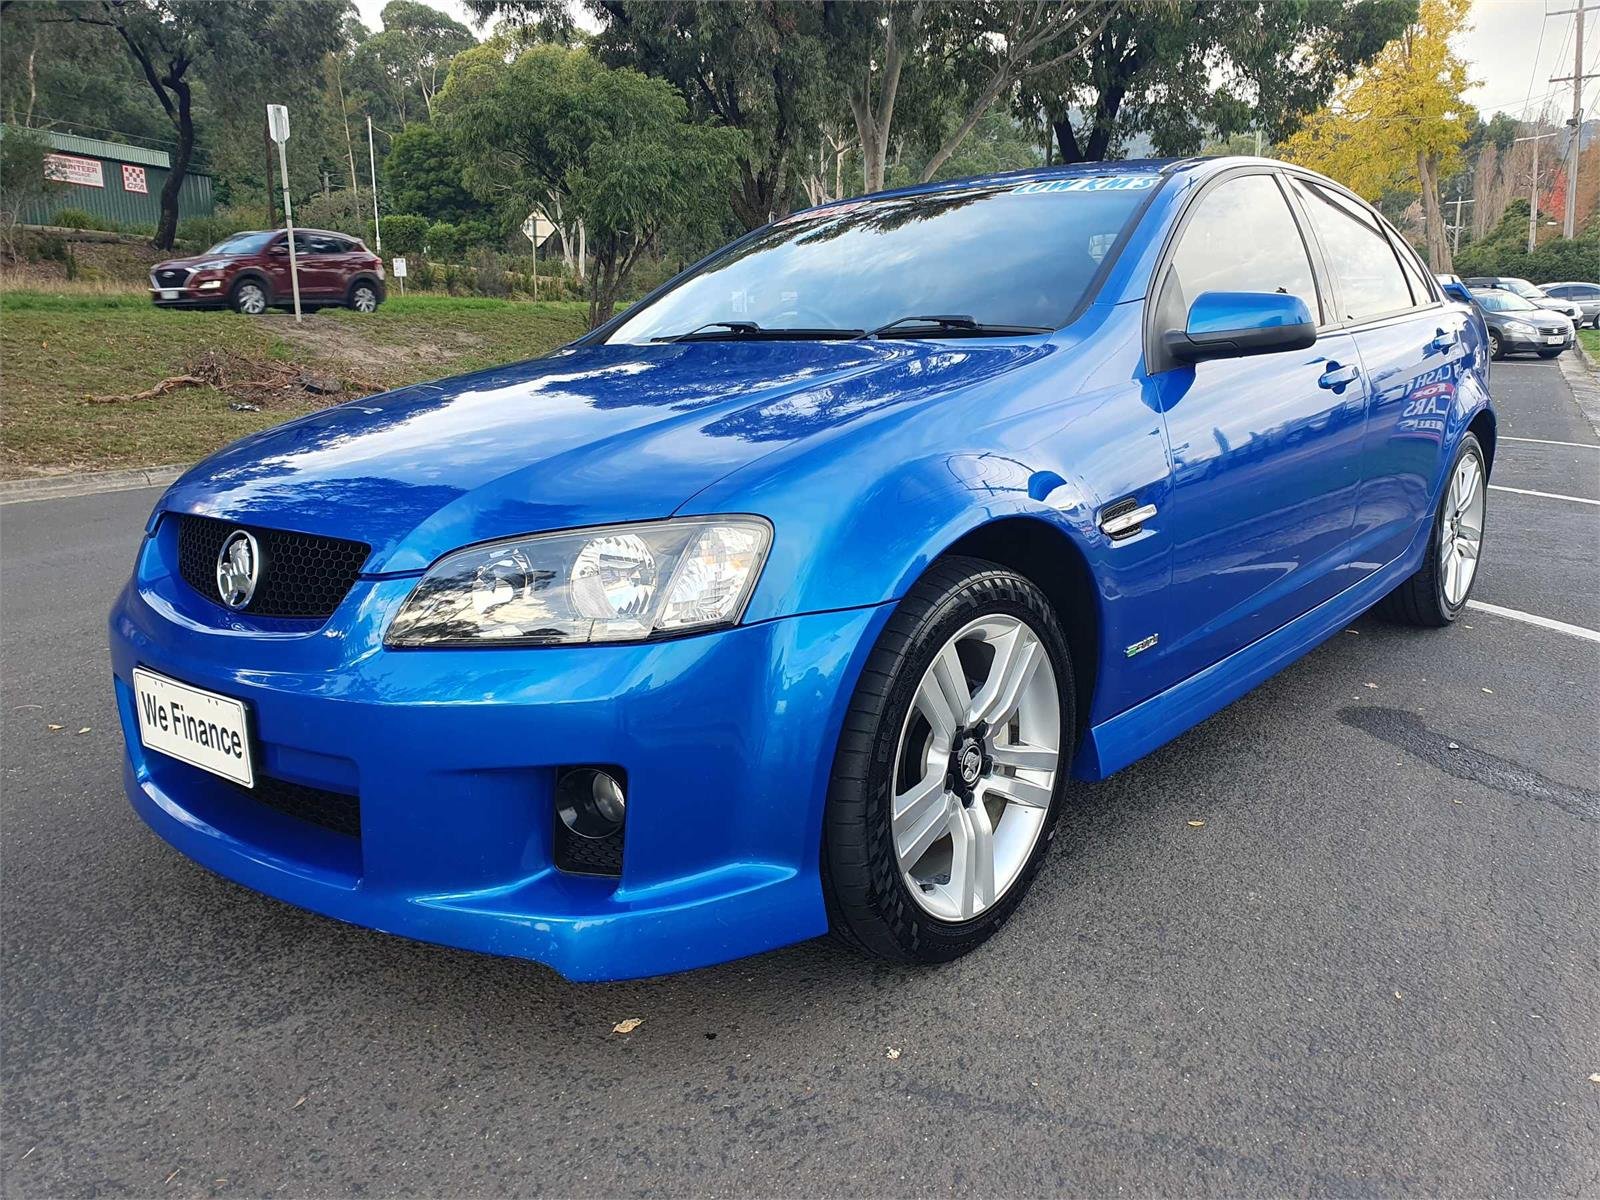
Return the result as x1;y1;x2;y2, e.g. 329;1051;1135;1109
1319;361;1361;390
1431;327;1460;352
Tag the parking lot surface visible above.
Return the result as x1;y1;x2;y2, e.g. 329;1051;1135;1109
3;358;1596;1198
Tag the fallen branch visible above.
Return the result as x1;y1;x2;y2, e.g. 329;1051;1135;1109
86;374;206;404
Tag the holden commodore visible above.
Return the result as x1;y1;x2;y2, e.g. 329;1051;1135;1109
110;158;1494;981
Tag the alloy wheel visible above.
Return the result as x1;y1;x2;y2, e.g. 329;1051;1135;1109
237;284;266;315
1439;451;1485;606
352;286;377;313
890;614;1061;922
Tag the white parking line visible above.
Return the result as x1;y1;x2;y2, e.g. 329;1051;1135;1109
1488;484;1600;506
1500;435;1600;450
1466;600;1600;644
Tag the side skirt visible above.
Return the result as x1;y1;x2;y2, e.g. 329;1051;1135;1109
1074;518;1431;781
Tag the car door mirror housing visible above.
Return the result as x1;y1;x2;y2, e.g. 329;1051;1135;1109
1164;291;1317;364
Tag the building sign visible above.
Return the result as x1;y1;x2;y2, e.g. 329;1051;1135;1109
121;164;148;194
43;153;104;188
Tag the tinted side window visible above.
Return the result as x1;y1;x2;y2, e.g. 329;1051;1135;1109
1294;180;1417;321
308;234;346;255
1156;173;1320;334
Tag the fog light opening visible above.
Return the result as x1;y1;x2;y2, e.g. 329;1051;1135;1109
556;767;627;840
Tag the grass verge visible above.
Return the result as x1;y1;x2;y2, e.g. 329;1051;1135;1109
0;292;590;477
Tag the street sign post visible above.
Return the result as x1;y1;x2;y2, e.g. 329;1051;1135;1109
522;211;555;301
266;104;302;323
392;256;407;296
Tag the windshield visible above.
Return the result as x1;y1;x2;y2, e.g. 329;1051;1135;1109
1473;290;1537;312
205;232;276;256
1502;279;1543;299
605;176;1159;344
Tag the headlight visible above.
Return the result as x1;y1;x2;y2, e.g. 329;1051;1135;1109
1504;320;1535;336
194;260;229;271
385;517;772;647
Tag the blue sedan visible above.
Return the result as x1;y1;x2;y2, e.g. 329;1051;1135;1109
109;157;1494;981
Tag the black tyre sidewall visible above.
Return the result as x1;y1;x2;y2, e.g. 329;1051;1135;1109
824;559;1075;964
1488;331;1502;359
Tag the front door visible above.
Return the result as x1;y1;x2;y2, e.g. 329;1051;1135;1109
1142;169;1370;689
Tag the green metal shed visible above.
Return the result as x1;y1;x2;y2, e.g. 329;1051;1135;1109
2;128;214;229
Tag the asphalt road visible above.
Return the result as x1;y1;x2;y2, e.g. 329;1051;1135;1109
3;359;1597;1198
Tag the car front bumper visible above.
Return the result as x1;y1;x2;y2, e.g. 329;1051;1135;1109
1502;331;1572;353
108;531;890;981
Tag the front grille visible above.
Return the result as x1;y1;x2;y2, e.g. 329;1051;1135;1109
239;776;361;838
154;267;189;287
173;513;370;619
1538;324;1565;336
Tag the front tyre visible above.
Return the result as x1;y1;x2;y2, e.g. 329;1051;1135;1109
230;279;268;315
823;557;1074;964
348;281;380;313
1488;330;1504;359
1375;433;1487;627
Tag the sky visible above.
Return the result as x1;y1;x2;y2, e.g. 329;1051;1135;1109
352;0;1598;125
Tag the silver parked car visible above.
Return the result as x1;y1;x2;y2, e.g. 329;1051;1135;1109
1539;282;1600;329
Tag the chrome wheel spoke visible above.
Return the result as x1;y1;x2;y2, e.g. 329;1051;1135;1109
988;741;1057;773
896;788;953;871
949;801;995;919
969;626;1041;728
983;771;1054;809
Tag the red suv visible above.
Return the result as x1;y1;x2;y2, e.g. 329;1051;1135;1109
150;228;386;315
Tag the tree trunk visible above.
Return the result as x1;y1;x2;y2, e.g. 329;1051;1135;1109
1417;150;1452;272
154;78;193;250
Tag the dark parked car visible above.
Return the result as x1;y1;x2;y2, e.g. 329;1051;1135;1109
150;229;385;315
1468;286;1573;358
1540;281;1600;328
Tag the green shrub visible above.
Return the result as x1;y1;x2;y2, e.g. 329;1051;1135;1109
467;248;509;298
410;260;436;290
51;207;115;231
295;189;374;240
177;204;266;251
457;219;496;251
426;222;460;260
380;213;429;257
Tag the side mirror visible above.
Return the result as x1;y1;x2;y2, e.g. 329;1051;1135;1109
268;244;288;256
1164;291;1316;364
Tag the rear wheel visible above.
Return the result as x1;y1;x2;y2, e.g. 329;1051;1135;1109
230;279;268;315
348;281;379;313
823;557;1073;964
1374;433;1486;627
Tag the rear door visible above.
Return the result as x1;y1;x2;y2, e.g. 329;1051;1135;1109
1142;168;1370;687
300;233;347;299
1286;175;1474;571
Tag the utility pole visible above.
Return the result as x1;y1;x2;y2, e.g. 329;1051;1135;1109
1513;128;1561;251
1549;5;1599;239
1450;194;1475;254
367;115;382;253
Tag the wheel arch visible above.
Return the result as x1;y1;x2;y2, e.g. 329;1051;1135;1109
935;514;1102;747
348;273;385;302
230;270;272;300
1467;405;1497;478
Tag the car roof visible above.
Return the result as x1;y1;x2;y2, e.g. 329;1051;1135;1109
788;154;1303;213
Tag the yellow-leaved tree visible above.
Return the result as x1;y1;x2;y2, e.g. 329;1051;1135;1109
1282;0;1476;270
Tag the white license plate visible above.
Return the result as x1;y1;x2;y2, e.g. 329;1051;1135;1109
133;667;254;787
1545;335;1565;344
161;289;179;300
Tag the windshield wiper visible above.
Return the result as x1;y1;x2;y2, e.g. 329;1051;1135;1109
653;321;864;343
866;314;1053;339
